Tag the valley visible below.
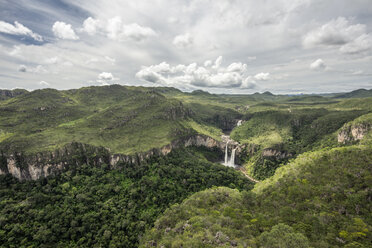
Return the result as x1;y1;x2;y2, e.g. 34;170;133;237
0;85;371;247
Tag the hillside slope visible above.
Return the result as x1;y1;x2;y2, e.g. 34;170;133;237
0;85;201;155
141;145;372;247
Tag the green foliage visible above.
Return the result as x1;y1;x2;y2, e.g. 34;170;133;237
0;85;197;154
141;145;372;247
0;148;253;247
259;223;311;248
231;108;367;179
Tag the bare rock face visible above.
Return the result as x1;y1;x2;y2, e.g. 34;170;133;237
1;134;225;181
262;148;292;159
338;124;371;143
0;143;110;181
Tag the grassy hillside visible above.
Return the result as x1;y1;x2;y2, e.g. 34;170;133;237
334;89;372;99
230;107;367;179
0;85;203;154
141;145;372;248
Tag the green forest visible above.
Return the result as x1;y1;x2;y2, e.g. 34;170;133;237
0;85;371;247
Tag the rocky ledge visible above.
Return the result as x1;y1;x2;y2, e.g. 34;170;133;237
0;134;227;181
337;123;371;144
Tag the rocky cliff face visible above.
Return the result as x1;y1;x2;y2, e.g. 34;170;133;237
337;124;371;143
0;89;28;100
262;148;292;159
0;134;226;181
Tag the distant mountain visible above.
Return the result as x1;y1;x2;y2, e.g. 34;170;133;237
262;91;274;96
334;88;372;98
190;89;213;96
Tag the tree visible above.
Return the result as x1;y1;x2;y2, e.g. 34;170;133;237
259;223;311;248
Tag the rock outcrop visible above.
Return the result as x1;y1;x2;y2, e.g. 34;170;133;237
0;89;28;100
0;134;226;181
337;124;371;143
262;148;292;159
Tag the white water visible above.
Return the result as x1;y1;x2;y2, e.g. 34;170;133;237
229;148;236;167
224;141;229;165
223;142;236;167
237;120;242;126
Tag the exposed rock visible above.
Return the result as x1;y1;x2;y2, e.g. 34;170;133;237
0;89;28;100
262;148;292;159
1;134;227;181
338;124;371;143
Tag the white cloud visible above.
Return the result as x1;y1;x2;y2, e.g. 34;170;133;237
52;21;79;40
310;59;326;71
82;17;100;35
136;56;259;89
98;72;114;80
8;45;22;57
173;33;193;48
122;23;156;41
254;72;270;81
212;56;223;70
303;17;372;55
39;81;50;86
339;34;372;55
227;62;247;73
105;16;156;41
0;21;43;41
18;64;27;72
17;64;48;74
97;72;119;85
203;60;212;67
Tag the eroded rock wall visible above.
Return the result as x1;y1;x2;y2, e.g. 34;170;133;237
0;134;226;181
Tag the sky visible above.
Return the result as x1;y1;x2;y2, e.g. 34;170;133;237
0;0;372;94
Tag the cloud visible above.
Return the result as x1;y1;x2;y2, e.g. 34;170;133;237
0;20;43;41
81;16;157;42
17;64;48;74
18;65;27;72
303;17;372;55
254;72;270;81
39;81;49;86
310;59;326;71
98;72;114;80
52;21;79;40
82;17;100;35
136;56;260;89
97;72;119;85
101;16;156;41
339;34;372;55
173;33;193;48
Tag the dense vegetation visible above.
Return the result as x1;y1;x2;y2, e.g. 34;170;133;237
142;145;372;247
231;108;367;179
0;86;198;154
1;85;372;247
0;148;253;247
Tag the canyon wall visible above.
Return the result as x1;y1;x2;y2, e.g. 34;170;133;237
0;134;228;181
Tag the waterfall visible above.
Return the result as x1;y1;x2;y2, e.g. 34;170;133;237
224;141;229;166
229;148;236;167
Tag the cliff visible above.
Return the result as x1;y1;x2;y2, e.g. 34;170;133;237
337;123;371;143
0;89;28;100
0;134;227;181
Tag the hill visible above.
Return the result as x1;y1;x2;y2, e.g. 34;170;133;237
141;145;372;247
0;85;208;155
0;89;28;101
335;88;372;99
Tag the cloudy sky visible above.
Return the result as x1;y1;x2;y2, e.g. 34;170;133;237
0;0;372;94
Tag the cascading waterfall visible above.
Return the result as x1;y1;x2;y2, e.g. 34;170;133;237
229;148;236;167
224;141;229;166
